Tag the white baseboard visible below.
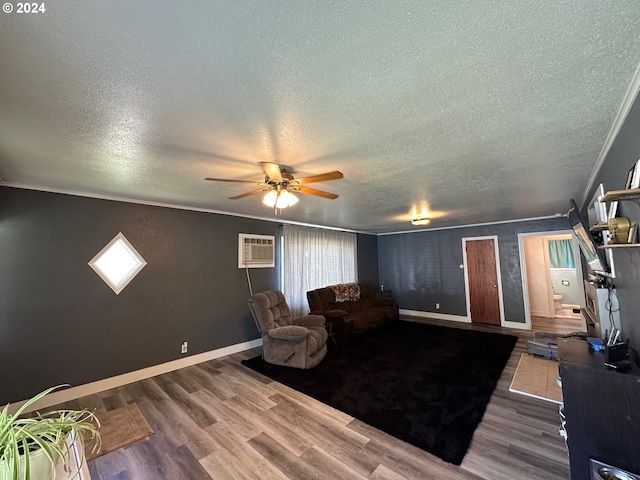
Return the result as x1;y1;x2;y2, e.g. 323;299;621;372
531;309;553;318
503;320;530;330
399;309;470;323
11;338;263;414
401;308;531;331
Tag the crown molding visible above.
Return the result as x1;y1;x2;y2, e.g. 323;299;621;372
0;183;369;234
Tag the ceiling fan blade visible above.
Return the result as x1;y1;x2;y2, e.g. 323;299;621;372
295;171;344;185
260;162;284;181
229;188;270;200
295;186;339;199
205;177;258;184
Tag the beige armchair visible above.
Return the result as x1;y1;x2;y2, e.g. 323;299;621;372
248;290;328;369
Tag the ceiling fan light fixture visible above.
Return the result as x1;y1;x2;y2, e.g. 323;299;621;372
262;190;278;207
208;162;342;208
411;216;430;226
276;189;299;208
262;188;299;209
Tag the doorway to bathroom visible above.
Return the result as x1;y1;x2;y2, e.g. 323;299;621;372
519;231;586;334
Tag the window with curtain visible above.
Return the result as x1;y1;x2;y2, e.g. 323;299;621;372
283;224;357;316
548;239;575;269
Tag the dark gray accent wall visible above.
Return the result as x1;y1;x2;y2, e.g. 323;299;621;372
0;188;381;403
378;217;570;322
0;188;281;404
356;233;379;289
585;94;640;356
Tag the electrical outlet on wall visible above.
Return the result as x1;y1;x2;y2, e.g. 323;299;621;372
181;341;188;354
435;303;440;310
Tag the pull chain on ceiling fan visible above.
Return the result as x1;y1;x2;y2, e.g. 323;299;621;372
205;162;343;214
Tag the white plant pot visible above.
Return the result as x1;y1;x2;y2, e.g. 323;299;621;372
0;433;86;480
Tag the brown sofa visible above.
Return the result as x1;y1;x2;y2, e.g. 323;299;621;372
306;283;399;345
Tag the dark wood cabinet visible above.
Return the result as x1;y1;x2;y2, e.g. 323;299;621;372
559;339;640;479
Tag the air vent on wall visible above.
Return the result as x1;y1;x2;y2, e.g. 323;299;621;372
238;233;275;268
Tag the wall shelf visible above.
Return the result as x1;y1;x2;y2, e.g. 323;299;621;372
590;222;609;232
594;188;640;245
599;243;640;249
600;188;640;202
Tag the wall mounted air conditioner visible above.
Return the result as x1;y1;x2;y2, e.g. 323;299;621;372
238;233;275;268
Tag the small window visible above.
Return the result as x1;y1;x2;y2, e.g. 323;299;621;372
88;232;147;294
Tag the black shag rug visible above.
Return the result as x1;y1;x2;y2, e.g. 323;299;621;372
242;320;517;465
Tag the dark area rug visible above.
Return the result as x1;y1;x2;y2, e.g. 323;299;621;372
242;320;517;465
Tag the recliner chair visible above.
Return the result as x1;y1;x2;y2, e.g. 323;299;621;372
248;290;328;369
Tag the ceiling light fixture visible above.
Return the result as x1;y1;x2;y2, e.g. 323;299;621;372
411;216;430;226
262;188;299;209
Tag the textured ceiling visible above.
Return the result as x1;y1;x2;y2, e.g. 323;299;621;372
1;1;640;233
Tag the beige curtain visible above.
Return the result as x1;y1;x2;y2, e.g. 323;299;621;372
283;224;357;316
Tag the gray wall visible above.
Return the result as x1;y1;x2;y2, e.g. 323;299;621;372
0;187;383;404
585;93;640;356
550;269;582;306
0;188;281;404
378;217;570;323
356;233;379;289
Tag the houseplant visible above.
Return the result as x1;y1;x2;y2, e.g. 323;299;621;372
0;386;100;480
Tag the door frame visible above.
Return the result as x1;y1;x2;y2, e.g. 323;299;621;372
523;235;556;318
518;230;586;331
462;235;507;327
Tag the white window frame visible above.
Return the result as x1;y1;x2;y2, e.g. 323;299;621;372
88;232;147;295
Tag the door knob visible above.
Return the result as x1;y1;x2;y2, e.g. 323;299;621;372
493;285;497;288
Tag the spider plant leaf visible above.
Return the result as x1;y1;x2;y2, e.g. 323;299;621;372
0;385;101;480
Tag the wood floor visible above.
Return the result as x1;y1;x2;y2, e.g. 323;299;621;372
531;315;585;336
53;317;571;480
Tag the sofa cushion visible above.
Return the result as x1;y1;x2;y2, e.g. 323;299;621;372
313;284;376;312
293;314;326;329
306;331;321;353
307;282;398;345
371;305;399;321
349;308;385;331
267;325;308;340
250;290;293;331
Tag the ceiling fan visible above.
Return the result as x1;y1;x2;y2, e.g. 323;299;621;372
205;162;343;213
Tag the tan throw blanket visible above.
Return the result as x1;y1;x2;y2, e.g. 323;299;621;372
330;282;361;302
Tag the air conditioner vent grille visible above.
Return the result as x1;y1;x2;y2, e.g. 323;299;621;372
238;234;275;268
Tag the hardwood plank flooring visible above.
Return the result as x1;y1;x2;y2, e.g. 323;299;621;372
532;315;585;336
51;317;570;479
